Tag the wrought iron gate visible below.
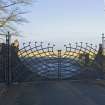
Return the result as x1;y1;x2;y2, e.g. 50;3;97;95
18;42;99;80
0;32;104;84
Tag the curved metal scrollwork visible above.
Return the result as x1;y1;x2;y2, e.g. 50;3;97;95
17;41;98;80
63;42;97;66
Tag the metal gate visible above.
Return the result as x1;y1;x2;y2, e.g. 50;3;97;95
0;32;104;84
18;42;99;80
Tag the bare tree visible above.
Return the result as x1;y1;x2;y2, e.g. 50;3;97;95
0;0;32;35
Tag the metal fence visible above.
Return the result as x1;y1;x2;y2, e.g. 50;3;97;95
0;33;105;85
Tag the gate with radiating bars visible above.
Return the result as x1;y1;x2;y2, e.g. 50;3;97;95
17;42;101;80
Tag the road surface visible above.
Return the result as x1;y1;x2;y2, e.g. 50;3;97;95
0;80;105;105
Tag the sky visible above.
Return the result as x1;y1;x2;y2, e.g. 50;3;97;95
16;0;105;49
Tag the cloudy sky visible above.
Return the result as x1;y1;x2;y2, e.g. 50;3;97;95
17;0;105;49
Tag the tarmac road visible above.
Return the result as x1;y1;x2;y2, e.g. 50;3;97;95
0;80;105;105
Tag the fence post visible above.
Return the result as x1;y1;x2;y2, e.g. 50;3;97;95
5;32;12;85
58;50;62;80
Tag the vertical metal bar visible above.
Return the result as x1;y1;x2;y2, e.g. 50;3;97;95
6;34;9;85
6;32;11;85
3;44;6;82
58;50;61;80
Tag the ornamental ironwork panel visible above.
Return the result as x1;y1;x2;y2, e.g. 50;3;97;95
17;42;98;80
